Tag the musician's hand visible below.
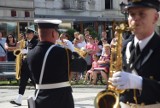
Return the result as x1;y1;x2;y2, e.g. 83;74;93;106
109;71;142;90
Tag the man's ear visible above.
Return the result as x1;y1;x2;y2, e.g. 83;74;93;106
153;12;159;24
52;30;55;38
52;29;58;39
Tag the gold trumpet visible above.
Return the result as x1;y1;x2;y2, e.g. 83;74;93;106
94;23;133;108
14;39;26;80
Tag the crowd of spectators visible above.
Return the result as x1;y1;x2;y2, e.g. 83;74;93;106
1;27;129;85
56;28;121;85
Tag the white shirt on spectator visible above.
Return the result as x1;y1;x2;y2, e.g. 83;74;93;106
62;39;75;52
77;41;86;49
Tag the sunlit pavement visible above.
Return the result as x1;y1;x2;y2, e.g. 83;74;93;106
0;85;105;108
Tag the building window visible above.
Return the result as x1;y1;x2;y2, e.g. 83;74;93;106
25;11;30;17
11;10;16;17
105;0;113;9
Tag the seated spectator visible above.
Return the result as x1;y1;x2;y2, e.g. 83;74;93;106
92;44;111;84
83;54;99;84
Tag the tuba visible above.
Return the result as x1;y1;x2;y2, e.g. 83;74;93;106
14;39;26;80
94;23;132;108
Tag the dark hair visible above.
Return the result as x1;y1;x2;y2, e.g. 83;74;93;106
63;33;71;40
6;34;16;44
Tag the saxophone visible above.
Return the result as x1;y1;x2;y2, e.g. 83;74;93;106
14;39;26;80
94;23;130;108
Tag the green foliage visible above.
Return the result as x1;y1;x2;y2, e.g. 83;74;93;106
0;80;18;86
65;28;76;41
86;26;98;39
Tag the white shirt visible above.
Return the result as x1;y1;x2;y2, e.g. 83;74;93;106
62;39;75;52
134;32;154;51
77;41;86;49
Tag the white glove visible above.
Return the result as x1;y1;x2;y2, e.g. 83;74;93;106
21;49;28;54
109;71;142;90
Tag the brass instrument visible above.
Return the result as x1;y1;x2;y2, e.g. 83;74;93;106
14;39;26;80
56;39;88;58
94;23;131;108
14;49;22;56
74;47;88;58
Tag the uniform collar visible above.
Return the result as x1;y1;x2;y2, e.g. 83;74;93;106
134;32;154;51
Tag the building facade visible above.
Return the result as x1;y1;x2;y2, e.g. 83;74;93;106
0;0;34;39
34;0;126;37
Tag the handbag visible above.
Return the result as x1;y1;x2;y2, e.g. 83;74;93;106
27;45;55;108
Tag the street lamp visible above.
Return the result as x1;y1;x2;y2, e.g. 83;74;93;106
119;2;128;21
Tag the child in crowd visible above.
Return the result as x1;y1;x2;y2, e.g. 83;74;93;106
83;54;99;84
93;44;111;84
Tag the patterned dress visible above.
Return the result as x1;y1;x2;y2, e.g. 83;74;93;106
94;55;110;72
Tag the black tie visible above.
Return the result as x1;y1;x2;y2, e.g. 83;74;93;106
127;42;141;71
135;43;141;57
